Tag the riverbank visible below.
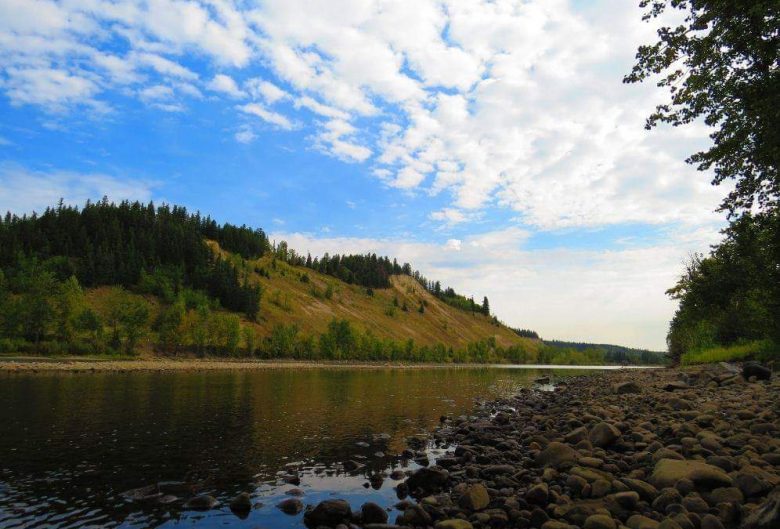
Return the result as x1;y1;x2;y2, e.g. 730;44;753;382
361;362;778;529
0;356;661;373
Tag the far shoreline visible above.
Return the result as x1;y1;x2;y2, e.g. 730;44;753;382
0;355;665;373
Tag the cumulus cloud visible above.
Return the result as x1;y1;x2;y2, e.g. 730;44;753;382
0;163;156;214
0;0;721;230
207;73;246;98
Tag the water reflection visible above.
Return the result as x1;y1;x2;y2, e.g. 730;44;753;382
0;367;591;528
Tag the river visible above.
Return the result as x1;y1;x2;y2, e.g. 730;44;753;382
0;365;616;528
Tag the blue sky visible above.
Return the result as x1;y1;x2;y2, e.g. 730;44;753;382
0;0;726;349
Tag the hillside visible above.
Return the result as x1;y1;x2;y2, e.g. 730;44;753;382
0;200;542;362
211;242;531;350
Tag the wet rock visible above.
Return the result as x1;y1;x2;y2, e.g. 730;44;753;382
459;483;490;511
277;498;304;515
286;488;305;496
390;470;406;480
406;467;449;496
536;442;578;468
344;460;365;472
589;422;621;448
122;484;160;501
184;495;219;511
649;459;733;490
304;499;352;527
361;502;388;524
229;492;252;514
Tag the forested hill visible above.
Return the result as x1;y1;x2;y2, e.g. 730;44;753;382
0;199;539;362
543;340;667;365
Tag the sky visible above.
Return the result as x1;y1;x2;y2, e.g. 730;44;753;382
0;0;727;350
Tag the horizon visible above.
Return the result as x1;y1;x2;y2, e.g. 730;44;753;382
0;0;726;350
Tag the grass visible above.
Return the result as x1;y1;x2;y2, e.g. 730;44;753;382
681;339;776;365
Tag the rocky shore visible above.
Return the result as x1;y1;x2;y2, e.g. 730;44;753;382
303;362;778;529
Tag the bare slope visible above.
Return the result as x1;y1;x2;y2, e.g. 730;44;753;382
212;242;536;351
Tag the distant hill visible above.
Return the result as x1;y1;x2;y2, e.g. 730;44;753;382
543;340;667;365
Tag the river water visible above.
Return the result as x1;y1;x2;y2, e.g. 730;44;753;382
0;366;606;528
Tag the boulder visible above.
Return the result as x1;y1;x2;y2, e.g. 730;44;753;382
742;361;771;381
304;499;352;527
627;515;660;529
649;459;733;490
459;483;490;511
585;514;617;529
614;381;641;394
184;495;219;511
406;467;449;496
399;505;432;526
361;502;388;524
536;442;578;468
589;422;621;448
229;492;252;514
526;483;549;505
277;498;304;515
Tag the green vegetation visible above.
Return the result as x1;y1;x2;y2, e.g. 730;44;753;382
681;340;775;366
628;0;779;364
544;340;667;366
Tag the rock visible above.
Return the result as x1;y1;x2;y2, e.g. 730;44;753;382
709;487;743;505
344;460;365;472
277;498;304;515
436;520;474;529
536;442;578;468
304;499;352;527
614;381;641;394
542;521;577;529
589;422;621;448
653;448;685;462
658;519;683;529
649;459;733;490
536;376;551;384
742;361;771;381
526;483;549;505
742;488;780;529
184;495;219;511
459;483;490;511
735;472;771;498
286;488;305;496
652;488;682;511
361;502;388;524
700;514;724;529
566;426;590;444
406;467;449;495
585;514;617;529
229;492;252;514
389;469;406;480
664;382;689;391
627;514;660;529
399;505;432;526
622;478;658;501
122;484;160;501
608;491;640;510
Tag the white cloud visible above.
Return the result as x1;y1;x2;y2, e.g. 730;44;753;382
245;78;289;103
270;225;722;350
0;163;156;214
207;73;246;98
238;102;294;130
234;125;256;144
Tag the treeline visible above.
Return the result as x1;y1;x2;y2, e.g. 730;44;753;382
271;241;492;316
0;199;263;318
544;340;667;365
667;210;779;363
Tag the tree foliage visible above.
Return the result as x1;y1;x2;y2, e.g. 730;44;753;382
625;0;779;215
